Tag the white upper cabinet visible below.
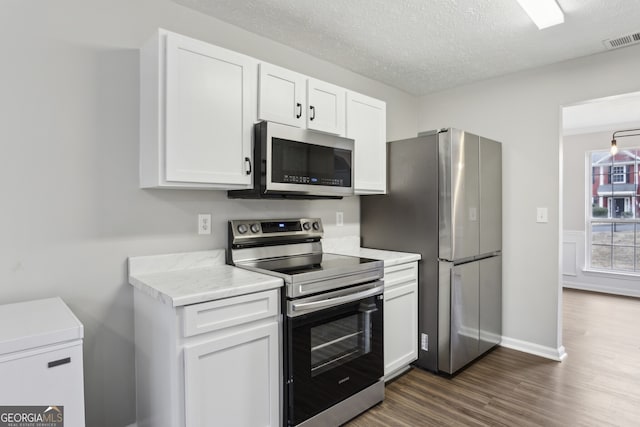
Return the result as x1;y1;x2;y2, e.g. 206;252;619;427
258;63;306;128
258;66;346;136
346;91;387;194
140;29;256;189
307;78;346;136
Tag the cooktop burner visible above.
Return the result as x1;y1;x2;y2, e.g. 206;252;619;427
251;253;376;275
227;218;383;298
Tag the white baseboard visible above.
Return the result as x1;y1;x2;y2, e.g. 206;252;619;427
500;337;567;362
563;281;640;298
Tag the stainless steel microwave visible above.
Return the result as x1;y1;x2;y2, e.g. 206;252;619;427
228;121;354;199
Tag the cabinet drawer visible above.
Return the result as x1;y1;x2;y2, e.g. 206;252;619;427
183;290;279;338
384;262;418;290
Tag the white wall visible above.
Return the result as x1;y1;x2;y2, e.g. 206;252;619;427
562;131;640;297
418;43;640;360
0;1;418;426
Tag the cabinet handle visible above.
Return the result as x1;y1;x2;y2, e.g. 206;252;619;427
296;103;302;119
245;157;252;175
309;105;315;121
48;357;71;368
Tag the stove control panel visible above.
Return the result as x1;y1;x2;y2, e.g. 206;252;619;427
229;218;323;245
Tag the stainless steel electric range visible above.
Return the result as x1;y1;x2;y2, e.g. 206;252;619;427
227;218;384;427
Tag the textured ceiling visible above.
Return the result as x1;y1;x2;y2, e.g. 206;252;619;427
173;0;640;95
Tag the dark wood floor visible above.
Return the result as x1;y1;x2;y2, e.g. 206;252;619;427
346;289;640;426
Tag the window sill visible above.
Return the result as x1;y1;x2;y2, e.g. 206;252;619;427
582;268;640;280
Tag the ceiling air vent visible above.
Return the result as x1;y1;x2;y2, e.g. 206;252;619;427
603;31;640;50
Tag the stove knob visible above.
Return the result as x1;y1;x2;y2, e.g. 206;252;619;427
250;223;260;233
302;222;311;231
237;224;248;234
312;221;320;231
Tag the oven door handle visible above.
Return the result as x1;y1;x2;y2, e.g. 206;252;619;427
290;285;384;314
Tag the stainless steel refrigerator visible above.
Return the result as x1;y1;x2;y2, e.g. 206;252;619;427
361;128;502;375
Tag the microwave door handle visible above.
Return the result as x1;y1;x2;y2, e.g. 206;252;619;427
290;285;383;313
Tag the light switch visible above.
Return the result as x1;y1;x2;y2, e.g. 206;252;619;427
536;207;548;223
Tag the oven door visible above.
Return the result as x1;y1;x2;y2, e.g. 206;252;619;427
285;283;384;426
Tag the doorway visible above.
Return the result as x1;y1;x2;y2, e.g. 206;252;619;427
561;91;640;295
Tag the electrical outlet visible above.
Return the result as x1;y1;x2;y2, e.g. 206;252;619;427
421;333;429;351
336;211;344;226
198;214;211;235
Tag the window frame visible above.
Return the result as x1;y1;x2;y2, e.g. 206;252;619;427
585;149;639;275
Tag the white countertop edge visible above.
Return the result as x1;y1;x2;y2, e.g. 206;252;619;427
129;263;283;307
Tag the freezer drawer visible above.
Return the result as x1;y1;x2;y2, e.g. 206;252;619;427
438;261;479;374
479;255;502;353
438;256;501;374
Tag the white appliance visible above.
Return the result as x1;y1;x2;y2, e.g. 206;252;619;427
0;297;85;426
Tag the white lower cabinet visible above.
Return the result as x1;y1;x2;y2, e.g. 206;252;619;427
134;289;281;427
384;261;418;379
183;322;279;427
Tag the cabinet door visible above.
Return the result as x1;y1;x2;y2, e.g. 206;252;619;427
183;321;280;427
384;281;417;377
306;78;346;136
346;91;387;194
383;262;418;378
165;32;255;187
0;343;85;426
258;63;306;128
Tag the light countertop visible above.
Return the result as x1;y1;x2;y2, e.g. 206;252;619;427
128;250;283;307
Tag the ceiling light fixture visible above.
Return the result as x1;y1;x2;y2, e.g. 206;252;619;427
610;128;640;155
515;0;565;30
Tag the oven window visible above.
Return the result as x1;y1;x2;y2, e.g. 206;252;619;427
310;311;371;377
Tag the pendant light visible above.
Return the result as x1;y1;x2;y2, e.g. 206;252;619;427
610;129;640;155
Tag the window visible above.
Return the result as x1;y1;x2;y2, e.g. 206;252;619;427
611;165;626;183
588;149;640;273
